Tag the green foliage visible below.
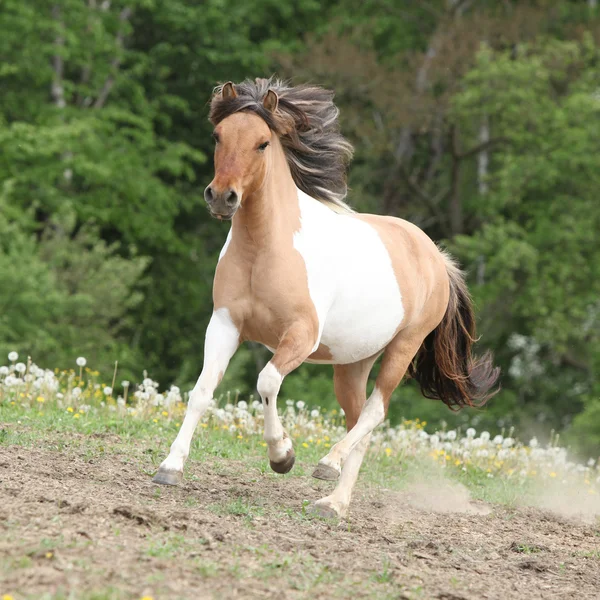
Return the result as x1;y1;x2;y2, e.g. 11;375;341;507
1;0;599;452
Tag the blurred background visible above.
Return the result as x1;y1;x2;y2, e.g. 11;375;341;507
1;0;599;453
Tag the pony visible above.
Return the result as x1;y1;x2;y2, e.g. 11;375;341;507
153;78;499;518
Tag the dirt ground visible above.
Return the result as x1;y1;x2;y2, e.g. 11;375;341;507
1;444;599;600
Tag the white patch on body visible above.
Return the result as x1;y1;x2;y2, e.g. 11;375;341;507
293;189;404;364
218;227;233;261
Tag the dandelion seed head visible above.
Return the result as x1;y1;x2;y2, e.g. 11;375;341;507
8;351;18;362
76;357;87;367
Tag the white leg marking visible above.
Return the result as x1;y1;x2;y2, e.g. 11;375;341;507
158;309;239;475
315;433;372;518
257;363;291;463
318;388;385;474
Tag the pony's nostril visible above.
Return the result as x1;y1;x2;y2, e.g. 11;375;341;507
225;190;238;206
204;186;214;203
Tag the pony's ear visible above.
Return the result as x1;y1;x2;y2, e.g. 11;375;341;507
263;89;279;113
221;82;237;99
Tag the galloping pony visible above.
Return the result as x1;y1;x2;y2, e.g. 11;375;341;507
153;78;499;518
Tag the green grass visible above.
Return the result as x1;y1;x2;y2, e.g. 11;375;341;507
2;400;596;600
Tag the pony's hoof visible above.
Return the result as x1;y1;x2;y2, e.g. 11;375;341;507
312;462;341;481
311;500;342;519
270;449;295;474
152;468;183;486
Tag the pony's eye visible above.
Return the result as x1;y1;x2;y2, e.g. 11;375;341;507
212;132;219;144
258;141;270;151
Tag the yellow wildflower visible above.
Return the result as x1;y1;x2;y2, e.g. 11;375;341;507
45;552;53;559
73;414;80;419
36;396;45;403
67;407;74;413
324;435;330;442
3;594;15;600
324;443;330;448
261;442;267;447
237;435;243;440
454;459;462;466
162;411;168;417
549;472;557;478
140;596;154;600
302;442;309;448
152;419;158;423
384;448;392;457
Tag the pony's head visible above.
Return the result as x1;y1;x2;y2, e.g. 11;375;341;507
205;77;354;220
204;82;279;220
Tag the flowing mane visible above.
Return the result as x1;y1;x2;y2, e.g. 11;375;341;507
209;77;354;213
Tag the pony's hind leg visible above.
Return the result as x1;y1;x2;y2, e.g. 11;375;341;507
313;330;425;481
153;309;239;485
313;358;377;518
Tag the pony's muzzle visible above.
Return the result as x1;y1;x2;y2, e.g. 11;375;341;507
204;185;239;220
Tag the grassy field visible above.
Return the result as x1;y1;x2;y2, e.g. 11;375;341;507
1;359;600;599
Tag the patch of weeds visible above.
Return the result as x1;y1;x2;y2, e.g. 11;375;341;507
145;534;187;558
510;542;544;554
371;556;393;583
209;498;265;522
572;549;600;559
197;560;219;577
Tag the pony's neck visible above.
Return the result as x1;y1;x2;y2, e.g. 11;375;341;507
232;136;299;246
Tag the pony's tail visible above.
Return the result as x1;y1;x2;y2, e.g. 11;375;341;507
409;254;500;410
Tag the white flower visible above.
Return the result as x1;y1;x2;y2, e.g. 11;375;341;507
502;438;514;448
56;392;64;400
8;351;18;362
76;357;87;367
447;430;457;441
251;400;261;410
0;366;8;376
103;386;113;396
311;409;320;418
430;434;440;447
15;363;26;374
117;397;126;407
296;401;305;410
170;386;180;395
143;378;155;388
466;427;476;438
480;431;490;442
587;458;595;467
72;387;82;398
237;401;248;410
286;399;294;407
529;437;539;448
121;380;130;388
225;404;234;412
493;435;503;445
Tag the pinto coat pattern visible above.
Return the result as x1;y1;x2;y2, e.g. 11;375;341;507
153;78;499;518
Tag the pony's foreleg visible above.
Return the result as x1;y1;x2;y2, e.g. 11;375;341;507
153;309;239;485
313;332;423;481
257;323;317;474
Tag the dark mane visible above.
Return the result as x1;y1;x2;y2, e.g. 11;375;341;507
209;77;354;212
